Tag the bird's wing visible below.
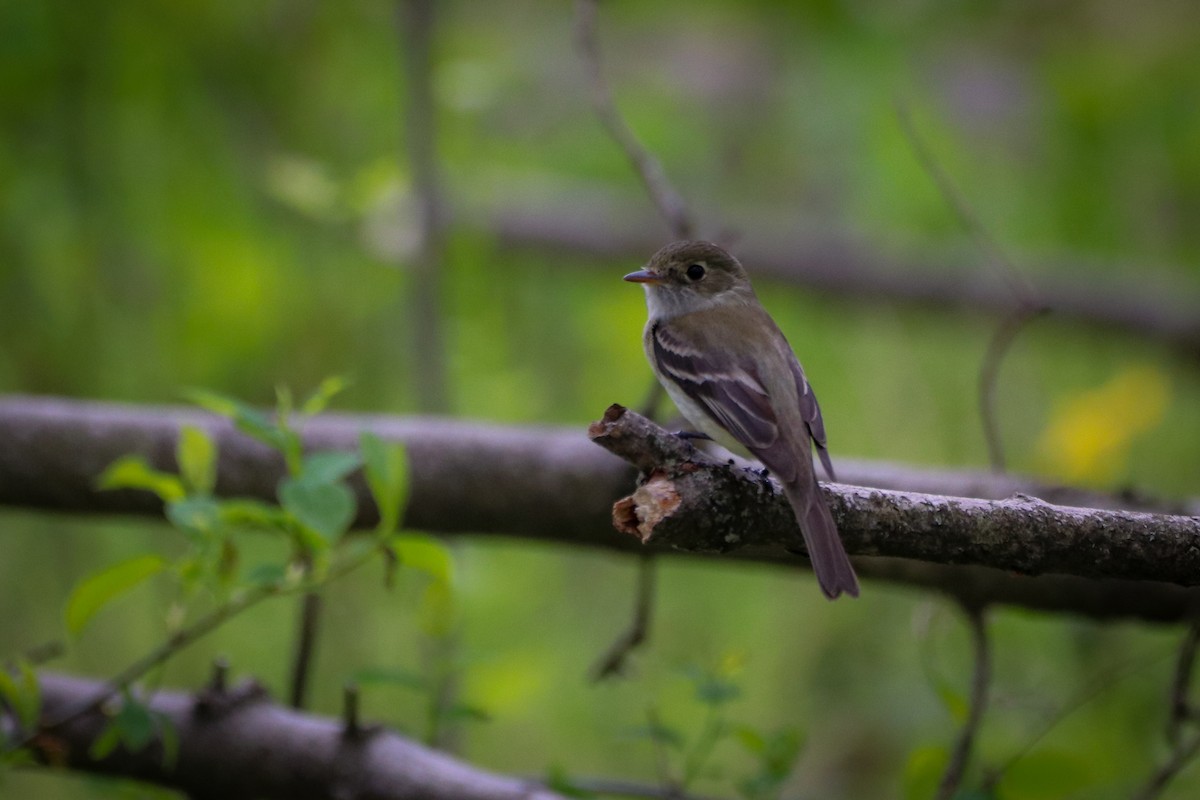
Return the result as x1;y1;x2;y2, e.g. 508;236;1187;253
651;322;804;484
790;358;837;482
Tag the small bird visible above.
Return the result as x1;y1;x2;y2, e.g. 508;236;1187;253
625;240;859;599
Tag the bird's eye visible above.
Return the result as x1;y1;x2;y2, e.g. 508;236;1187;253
685;263;705;281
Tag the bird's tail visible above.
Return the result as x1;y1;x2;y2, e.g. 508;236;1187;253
784;477;859;600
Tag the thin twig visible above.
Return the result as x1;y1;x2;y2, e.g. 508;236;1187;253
644;706;682;797
23;548;376;752
1131;622;1200;800
396;0;450;412
935;604;991;800
287;590;322;709
1167;623;1200;746
893;99;1037;305
574;0;694;240
984;645;1177;792
894;99;1047;473
978;305;1046;471
592;552;658;680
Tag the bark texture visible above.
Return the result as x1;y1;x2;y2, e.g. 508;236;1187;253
590;405;1200;585
2;395;1199;621
27;673;564;800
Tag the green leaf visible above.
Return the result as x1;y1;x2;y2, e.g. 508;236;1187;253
300;451;362;484
215;498;291;530
176;425;216;495
157;713;180;771
934;677;969;724
113;695;157;750
184;388;241;418
279;476;355;545
418;580;457;638
733;725;767;754
684;666;741;707
0;659;40;731
187;389;296;457
361;433;409;535
301;375;350;415
243;562;288;587
354;666;429;691
902;745;948;800
626;721;685;749
97;456;185;503
89;719;123;760
166;496;222;537
391;534;453;586
66;555;167;636
88;694;159;760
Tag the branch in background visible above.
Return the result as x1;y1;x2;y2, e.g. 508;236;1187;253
978;306;1046;471
24;673;566;800
396;0;450;413
287;591;322;710
591;552;657;680
1167;623;1200;747
468;186;1200;358
893;100;1050;474
2;396;1200;622
893;100;1037;306
1134;623;1200;800
574;0;695;240
589;405;1200;586
934;605;991;800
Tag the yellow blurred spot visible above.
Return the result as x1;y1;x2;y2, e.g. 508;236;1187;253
1037;365;1170;484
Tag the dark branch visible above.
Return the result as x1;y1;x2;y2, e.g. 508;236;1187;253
589;404;1200;592
1135;623;1200;800
935;606;991;800
287;591;322;709
23;673;566;800
591;552;657;680
573;0;695;239
2;395;1200;622
396;0;450;412
472;187;1200;358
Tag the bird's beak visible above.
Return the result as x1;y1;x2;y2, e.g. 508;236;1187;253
623;269;665;285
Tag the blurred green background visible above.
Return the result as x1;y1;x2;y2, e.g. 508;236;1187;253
2;1;1199;797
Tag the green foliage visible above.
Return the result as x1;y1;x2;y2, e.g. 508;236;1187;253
625;663;803;799
361;432;409;536
50;381;421;765
89;691;179;771
98;457;185;503
0;660;40;734
903;745;949;800
733;725;804;800
176;425;216;496
64;555;167;637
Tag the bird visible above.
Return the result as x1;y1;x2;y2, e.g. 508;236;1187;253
624;240;859;599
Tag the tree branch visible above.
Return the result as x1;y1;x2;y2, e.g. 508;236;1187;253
573;0;694;239
22;672;565;800
2;395;1200;622
396;0;450;412
935;605;991;800
590;405;1200;585
470;185;1200;358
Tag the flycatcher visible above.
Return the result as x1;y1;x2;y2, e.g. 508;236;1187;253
625;240;859;599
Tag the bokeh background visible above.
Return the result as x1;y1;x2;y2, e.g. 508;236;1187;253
2;1;1199;797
